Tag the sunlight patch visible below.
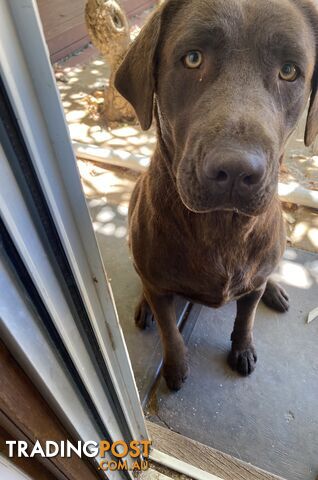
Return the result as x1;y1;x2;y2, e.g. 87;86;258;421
272;260;312;289
96;207;116;223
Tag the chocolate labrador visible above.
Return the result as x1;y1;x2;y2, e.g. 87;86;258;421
115;0;318;390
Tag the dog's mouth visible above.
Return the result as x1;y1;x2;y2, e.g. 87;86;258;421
175;148;277;217
178;194;265;217
176;173;273;217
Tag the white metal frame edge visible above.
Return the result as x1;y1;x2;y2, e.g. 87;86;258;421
0;0;147;446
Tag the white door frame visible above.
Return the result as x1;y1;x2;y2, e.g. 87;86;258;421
0;0;147;446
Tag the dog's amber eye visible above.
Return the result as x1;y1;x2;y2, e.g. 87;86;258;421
279;63;299;82
183;51;203;69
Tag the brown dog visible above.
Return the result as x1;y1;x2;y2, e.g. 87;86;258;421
115;0;318;390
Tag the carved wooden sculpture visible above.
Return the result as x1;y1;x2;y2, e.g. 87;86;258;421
85;0;135;123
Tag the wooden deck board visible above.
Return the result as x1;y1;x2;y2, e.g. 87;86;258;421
147;421;286;480
37;0;86;39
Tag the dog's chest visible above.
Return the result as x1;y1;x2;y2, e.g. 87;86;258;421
130;190;274;307
159;241;258;307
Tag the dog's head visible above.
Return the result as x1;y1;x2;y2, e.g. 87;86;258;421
115;0;318;215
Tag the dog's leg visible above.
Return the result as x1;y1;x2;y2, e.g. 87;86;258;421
145;290;188;390
262;279;289;312
228;286;265;376
134;293;154;329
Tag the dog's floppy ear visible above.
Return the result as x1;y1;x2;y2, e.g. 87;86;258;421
305;67;318;146
115;9;162;130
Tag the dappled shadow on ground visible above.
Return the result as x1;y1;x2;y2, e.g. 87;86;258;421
55;55;157;158
283;203;318;253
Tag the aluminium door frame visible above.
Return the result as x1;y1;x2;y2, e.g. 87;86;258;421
0;0;146;446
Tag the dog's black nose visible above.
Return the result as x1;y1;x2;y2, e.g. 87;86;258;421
203;149;266;197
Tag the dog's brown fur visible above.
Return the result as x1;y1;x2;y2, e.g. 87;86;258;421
115;0;318;390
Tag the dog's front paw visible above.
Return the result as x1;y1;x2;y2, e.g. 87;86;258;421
228;345;257;376
163;360;189;391
262;280;289;312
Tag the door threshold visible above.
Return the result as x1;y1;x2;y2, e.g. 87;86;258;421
147;420;286;480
